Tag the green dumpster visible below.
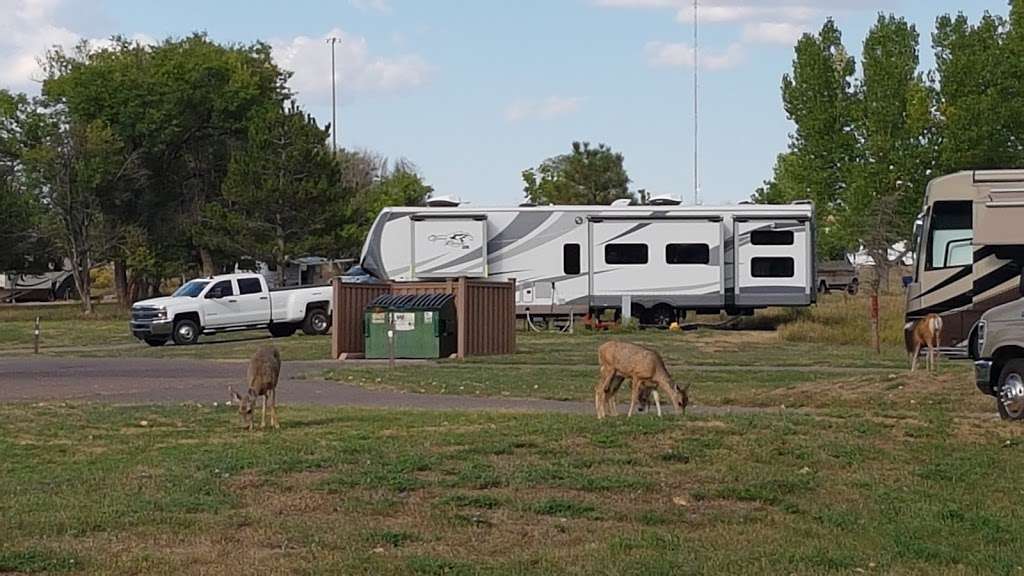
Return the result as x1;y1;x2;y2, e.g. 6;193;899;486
364;293;457;359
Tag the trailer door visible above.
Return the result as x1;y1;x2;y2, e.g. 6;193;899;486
410;215;488;278
589;217;724;309
734;219;812;307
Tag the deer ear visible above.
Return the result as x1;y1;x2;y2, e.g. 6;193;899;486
229;387;242;402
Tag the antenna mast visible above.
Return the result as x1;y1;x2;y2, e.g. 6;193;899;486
693;0;700;205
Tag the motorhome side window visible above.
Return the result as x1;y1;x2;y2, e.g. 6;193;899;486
751;257;794;278
926;201;973;270
605;243;648;265
666;244;710;265
751;230;794;246
563;244;581;275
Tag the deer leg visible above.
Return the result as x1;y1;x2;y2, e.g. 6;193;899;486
607;375;624;417
596;366;615;419
271;389;279;429
627;381;642;417
911;343;920;372
261;394;267;429
652;390;662;417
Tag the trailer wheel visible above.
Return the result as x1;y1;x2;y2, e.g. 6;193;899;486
645;305;676;328
302;307;330;336
847;279;859;295
997;359;1024;421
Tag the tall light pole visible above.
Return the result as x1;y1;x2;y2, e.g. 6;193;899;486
328;36;340;152
693;0;700;205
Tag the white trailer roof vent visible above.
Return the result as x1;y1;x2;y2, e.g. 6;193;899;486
426;195;462;207
648;194;683;206
610;198;633;207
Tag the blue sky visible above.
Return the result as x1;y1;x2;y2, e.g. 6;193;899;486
0;0;1010;205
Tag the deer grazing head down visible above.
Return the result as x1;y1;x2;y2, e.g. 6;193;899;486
229;346;282;431
595;341;689;419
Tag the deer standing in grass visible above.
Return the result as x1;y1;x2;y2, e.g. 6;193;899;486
595;341;688;419
908;313;943;373
230;346;282;430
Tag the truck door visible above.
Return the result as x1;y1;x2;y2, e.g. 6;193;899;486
410;215;489;278
203;279;239;328
234;277;270;325
734;219;812;307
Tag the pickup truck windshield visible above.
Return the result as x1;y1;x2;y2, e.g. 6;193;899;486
173;281;210;298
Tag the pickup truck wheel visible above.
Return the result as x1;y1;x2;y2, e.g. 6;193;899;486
144;337;167;347
269;323;297;338
997;360;1024;421
302;308;330;336
818;281;830;294
172;319;200;346
847;279;859;295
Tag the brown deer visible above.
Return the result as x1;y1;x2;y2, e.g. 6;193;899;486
230;346;282;430
595;341;688;419
908;313;943;372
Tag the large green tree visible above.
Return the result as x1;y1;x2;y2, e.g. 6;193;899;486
522;141;632;205
754;19;858;259
206;103;344;287
42;34;290;301
847;14;935;291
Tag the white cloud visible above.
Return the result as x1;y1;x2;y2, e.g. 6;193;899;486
645;41;743;70
271;28;433;105
504;96;584;122
741;21;807;44
674;4;819;24
348;0;392;13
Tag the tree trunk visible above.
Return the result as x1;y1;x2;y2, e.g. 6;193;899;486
113;259;129;309
70;251;94;315
199;247;216;276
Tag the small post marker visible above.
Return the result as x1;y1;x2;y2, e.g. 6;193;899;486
387;315;396;369
34;316;40;354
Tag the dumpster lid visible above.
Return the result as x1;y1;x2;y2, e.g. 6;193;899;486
368;293;455;310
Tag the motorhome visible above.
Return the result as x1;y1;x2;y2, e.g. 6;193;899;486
906;170;1024;353
358;199;816;325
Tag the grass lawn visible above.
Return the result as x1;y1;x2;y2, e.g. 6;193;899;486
3;402;1023;575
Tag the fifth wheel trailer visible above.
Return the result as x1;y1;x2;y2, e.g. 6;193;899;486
358;201;816;325
906;169;1024;354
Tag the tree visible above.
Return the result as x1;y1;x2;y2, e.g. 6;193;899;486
21;107;144;313
522;142;632;205
42;34;291;301
206;103;344;287
932;3;1024;173
340;154;432;257
755;20;858;259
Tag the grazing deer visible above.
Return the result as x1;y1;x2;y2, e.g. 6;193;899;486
230;346;282;430
908;313;943;373
595;341;688;419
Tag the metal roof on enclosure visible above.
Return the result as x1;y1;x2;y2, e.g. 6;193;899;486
369;293;455;310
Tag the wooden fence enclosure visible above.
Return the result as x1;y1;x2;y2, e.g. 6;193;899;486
331;277;516;359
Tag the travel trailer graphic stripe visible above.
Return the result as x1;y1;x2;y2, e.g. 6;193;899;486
909;293;973;317
486;212;580;262
974;262;1021;297
597;222;653;245
487;212;553;254
418;248;483;275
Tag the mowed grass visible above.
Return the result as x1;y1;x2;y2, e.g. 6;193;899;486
3;402;1024;575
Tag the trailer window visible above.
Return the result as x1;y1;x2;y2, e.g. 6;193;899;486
605;243;648;265
751;257;794;278
751;230;794;245
563;244;581;275
927;201;973;270
666;243;710;265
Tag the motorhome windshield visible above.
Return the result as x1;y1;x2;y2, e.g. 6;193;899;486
926;201;972;270
173;281;210;298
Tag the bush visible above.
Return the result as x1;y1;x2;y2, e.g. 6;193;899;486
738;293;905;348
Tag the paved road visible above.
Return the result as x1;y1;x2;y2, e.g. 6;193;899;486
0;357;777;416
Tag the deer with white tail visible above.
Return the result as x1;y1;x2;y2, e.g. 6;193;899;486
908;314;943;372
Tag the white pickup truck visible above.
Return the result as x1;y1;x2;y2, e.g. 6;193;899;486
130;273;332;346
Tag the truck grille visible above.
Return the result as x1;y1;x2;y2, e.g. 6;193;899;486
132;308;162;323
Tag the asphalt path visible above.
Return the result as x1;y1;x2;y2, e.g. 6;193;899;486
0;357;778;416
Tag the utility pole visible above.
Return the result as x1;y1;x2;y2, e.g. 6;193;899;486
328;36;340;152
693;0;700;205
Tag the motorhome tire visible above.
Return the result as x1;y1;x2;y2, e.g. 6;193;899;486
172;319;200;346
302;308;330;335
269;323;297;338
996;359;1024;421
